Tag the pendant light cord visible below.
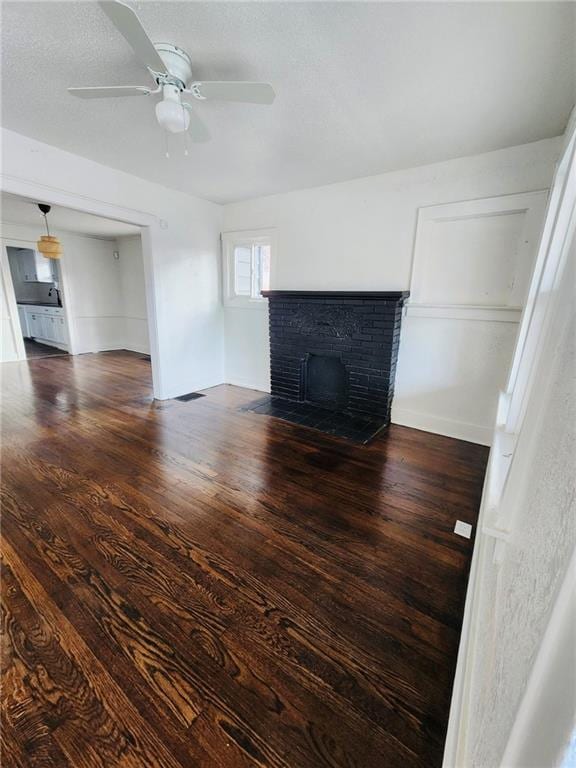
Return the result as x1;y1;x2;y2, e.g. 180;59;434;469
38;204;52;236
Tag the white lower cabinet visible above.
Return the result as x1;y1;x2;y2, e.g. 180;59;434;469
17;305;29;337
55;317;67;345
19;305;68;349
28;312;46;339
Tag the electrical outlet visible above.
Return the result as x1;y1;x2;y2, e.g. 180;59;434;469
454;520;473;539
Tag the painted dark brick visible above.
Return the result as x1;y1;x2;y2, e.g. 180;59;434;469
261;290;409;426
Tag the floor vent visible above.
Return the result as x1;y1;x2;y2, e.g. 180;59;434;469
175;392;205;402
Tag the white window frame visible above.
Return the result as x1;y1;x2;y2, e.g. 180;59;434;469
222;228;276;309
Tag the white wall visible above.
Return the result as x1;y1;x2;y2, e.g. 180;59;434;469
60;229;124;354
1;128;223;399
1;127;560;419
455;224;576;768
223;138;560;443
117;235;149;355
64;231;150;355
443;114;576;767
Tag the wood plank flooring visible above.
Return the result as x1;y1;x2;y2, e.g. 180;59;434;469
1;351;488;767
24;339;69;359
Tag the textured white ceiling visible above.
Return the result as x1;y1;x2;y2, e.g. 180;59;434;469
1;193;141;238
1;2;574;204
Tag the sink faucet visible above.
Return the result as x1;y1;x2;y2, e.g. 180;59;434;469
48;285;62;307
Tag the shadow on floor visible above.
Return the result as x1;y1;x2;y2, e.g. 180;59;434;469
24;339;69;359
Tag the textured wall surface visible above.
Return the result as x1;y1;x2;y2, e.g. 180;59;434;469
467;251;576;766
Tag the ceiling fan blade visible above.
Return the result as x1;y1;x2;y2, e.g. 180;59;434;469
99;0;167;75
182;103;210;142
189;81;275;105
68;86;152;99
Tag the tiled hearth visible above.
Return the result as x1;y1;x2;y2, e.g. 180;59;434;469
247;290;409;443
244;395;387;443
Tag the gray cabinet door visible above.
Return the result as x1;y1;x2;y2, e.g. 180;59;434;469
28;312;45;338
17;306;30;337
13;248;54;283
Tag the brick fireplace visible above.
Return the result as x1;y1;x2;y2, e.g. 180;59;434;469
248;290;409;442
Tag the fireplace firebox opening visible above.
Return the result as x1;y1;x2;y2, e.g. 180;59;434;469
304;353;347;410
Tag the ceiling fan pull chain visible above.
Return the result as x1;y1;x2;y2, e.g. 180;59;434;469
164;128;170;159
182;103;189;156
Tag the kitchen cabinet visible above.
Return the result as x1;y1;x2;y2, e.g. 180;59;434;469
27;311;47;339
19;305;68;349
12;247;55;283
17;305;30;337
43;315;67;345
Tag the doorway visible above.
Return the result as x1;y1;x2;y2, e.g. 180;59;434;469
1;193;151;364
6;243;69;360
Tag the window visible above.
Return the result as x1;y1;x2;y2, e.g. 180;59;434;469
222;229;274;307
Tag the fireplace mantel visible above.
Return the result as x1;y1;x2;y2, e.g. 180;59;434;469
262;290;410;299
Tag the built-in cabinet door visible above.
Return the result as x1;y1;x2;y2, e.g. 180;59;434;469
28;312;45;339
16;249;54;283
55;317;67;344
24;306;68;347
18;250;37;282
48;316;66;344
17;305;30;337
45;315;57;342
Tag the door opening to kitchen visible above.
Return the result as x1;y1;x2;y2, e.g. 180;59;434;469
1;192;151;364
7;243;68;359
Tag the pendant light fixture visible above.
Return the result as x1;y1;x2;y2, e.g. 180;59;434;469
36;203;62;259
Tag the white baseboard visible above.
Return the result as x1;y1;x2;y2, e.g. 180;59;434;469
152;377;493;445
74;344;124;354
442;513;493;768
72;344;149;355
123;344;150;355
392;407;492;446
225;377;270;393
158;378;227;401
197;389;491;444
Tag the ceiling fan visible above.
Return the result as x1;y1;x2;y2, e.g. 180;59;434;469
68;0;275;142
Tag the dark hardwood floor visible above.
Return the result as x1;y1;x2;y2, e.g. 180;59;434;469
24;338;69;359
0;351;488;767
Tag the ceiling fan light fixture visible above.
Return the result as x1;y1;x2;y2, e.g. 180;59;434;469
155;86;190;133
67;0;276;150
